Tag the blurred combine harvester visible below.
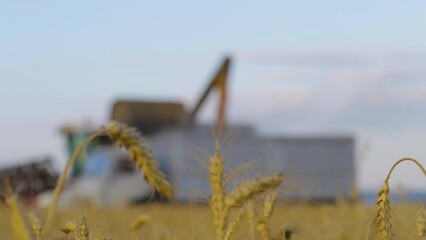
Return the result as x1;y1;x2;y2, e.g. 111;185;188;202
56;57;355;206
0;157;58;205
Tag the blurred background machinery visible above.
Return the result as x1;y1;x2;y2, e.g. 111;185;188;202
0;57;355;205
55;56;355;205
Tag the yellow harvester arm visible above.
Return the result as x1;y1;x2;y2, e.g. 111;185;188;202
189;57;231;132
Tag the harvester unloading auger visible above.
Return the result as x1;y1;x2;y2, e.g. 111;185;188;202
188;57;231;132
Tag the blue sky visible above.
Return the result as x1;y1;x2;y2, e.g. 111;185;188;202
2;1;426;191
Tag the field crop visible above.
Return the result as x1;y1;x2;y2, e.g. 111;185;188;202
1;121;425;240
0;201;423;239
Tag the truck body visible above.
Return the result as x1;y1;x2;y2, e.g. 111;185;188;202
58;124;354;205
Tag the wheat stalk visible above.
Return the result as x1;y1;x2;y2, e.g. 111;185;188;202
106;121;173;199
3;177;31;240
225;173;283;209
45;130;104;234
6;193;31;240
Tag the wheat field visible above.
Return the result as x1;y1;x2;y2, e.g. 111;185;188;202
0;201;423;239
1;121;425;240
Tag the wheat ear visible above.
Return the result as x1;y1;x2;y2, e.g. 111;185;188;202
376;158;426;240
257;220;268;240
281;224;297;240
225;173;283;209
376;181;392;240
131;214;151;231
224;208;246;240
62;222;77;235
209;150;227;240
264;191;277;221
246;201;256;240
106;121;173;199
77;214;89;240
417;207;426;239
28;213;43;240
255;192;278;240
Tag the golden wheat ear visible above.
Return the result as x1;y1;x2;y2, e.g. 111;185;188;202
28;213;43;240
209;150;227;240
417;207;426;239
106;121;173;199
131;214;151;231
280;224;297;240
77;214;89;240
376;182;392;240
255;192;278;240
246;201;256;240
45;122;173;235
61;222;77;235
375;157;426;240
225;173;284;209
257;219;268;240
263;191;278;221
224;208;246;240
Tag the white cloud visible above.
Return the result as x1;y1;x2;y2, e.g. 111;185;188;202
237;49;426;67
223;51;426;134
